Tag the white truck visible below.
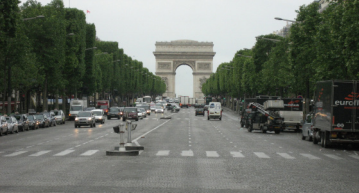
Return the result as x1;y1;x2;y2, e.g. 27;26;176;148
69;100;87;120
279;98;303;132
197;99;205;107
189;98;195;106
180;96;189;108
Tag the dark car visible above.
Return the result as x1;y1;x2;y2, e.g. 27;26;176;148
74;111;96;128
34;114;50;128
42;112;56;127
27;115;39;130
195;108;205;116
14;113;30;132
107;107;121;120
122;107;138;122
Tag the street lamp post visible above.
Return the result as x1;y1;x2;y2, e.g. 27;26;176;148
274;17;298;23
22;15;45;21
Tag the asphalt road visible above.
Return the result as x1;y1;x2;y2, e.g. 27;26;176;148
1;108;359;192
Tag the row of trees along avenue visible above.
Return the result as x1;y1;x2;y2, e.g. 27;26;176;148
0;0;166;114
201;0;359;115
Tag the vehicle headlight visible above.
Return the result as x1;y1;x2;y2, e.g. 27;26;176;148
75;118;79;121
88;118;92;120
99;117;102;120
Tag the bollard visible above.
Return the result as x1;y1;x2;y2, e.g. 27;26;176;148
106;122;139;156
118;123;126;151
126;120;132;144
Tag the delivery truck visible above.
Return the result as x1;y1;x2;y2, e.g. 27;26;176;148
312;80;359;148
279;98;303;132
180;96;189;108
69;100;87;120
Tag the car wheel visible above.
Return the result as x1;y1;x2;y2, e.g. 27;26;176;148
74;125;77;128
16;127;19;133
302;134;306;140
118;116;120;120
313;132;319;144
136;118;139;121
247;125;253;132
207;116;209;120
93;123;96;127
0;129;2;136
219;117;222;121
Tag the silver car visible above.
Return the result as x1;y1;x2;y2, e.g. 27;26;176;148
0;116;9;136
92;109;106;124
51;109;65;124
139;108;147;118
301;113;314;141
6;116;19;134
155;106;164;114
74;111;96;128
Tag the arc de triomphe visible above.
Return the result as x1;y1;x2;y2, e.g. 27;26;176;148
154;40;215;99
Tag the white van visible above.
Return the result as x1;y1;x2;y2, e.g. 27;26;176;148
207;102;222;120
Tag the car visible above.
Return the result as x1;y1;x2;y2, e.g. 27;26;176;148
139;108;147;118
155;106;164;114
92;109;106;124
207;102;222;120
51;109;65;124
34;114;50;128
170;104;180;113
150;103;156;111
204;105;209;111
14;113;30;131
136;104;151;115
97;105;109;115
0;116;9;136
301;112;314;141
137;108;143;119
195;108;205;116
107;107;121;120
122;107;139;121
27;115;39;130
6;116;19;134
42;112;56;127
74;111;96;128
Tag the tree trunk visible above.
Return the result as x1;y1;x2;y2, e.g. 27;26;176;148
42;78;48;112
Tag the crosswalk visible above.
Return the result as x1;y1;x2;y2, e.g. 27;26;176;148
2;149;358;162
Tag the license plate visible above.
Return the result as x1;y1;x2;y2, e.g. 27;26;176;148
275;127;280;129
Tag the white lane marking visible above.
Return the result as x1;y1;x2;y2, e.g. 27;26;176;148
349;155;359;160
80;150;99;156
156;150;170;156
277;153;295;159
75;145;81;147
230;151;245;158
132;120;170;143
324;154;342;160
53;150;75;156
254;152;270;158
206;151;219;157
29;150;51;157
181;150;194;157
37;143;43;145
26;146;33;148
4;151;27;157
300;153;320;160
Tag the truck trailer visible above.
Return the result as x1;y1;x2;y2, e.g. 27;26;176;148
180;96;189;108
312;80;359;148
69;100;87;120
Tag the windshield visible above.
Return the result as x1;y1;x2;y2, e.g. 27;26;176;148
156;106;162;109
99;105;107;109
52;111;59;115
28;116;34;121
71;106;82;111
78;112;92;117
92;111;102;116
35;115;44;120
124;108;137;113
109;108;119;112
14;115;21;120
6;118;12;123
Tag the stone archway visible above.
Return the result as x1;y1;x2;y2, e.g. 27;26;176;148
154;40;215;99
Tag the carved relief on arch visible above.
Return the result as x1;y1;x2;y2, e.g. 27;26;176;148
197;62;211;70
158;62;171;69
173;61;195;71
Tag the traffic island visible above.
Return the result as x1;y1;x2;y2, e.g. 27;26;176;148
160;116;172;119
106;122;140;156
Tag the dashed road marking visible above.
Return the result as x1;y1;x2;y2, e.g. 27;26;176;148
53;150;75;156
80;150;99;156
156;150;170;156
4;151;27;157
206;151;219;157
29;150;51;157
300;153;320;160
349;155;359;160
324;154;342;160
277;153;295;159
230;151;245;158
181;150;194;157
254;152;270;159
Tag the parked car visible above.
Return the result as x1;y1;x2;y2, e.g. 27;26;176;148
195;108;205;116
122;107;138;122
74;111;96;128
51;109;65;124
27;115;39;130
42;112;56;127
0;116;9;136
92;109;106;124
6;116;19;134
119;107;124;117
155;106;164;114
137;109;143;119
34;114;50;128
14;113;29;131
301;112;314;141
107;107;121;120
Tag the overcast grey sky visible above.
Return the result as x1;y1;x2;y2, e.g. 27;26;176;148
25;0;315;98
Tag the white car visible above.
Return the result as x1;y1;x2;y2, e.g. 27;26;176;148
137;109;143;119
138;108;147;118
91;109;106;124
155;106;164;114
208;102;222;120
51;109;65;124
